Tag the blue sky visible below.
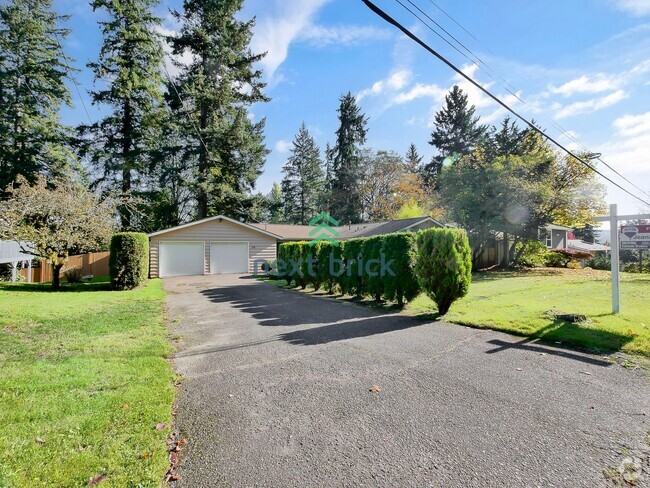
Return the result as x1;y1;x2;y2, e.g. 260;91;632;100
55;0;650;217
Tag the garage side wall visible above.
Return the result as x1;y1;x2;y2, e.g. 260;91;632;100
149;219;278;278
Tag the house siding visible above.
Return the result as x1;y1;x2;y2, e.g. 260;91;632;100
149;219;277;278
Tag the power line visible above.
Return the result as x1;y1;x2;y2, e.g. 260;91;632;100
361;0;650;207
54;35;94;125
407;0;650;200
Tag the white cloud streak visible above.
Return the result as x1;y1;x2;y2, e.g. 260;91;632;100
554;89;628;119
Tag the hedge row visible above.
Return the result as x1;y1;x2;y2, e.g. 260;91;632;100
272;228;472;314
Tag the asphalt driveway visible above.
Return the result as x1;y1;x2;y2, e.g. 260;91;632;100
166;275;649;487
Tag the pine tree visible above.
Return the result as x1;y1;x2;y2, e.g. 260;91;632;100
493;116;524;156
170;0;269;220
425;85;487;184
266;182;283;223
82;0;164;229
405;143;423;173
281;123;324;224
330;92;368;223
0;0;76;196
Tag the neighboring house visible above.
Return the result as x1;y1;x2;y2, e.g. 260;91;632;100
477;224;610;268
0;241;34;282
148;215;443;278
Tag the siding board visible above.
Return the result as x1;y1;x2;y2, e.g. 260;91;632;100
149;219;277;278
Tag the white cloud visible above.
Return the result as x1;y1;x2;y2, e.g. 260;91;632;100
549;74;620;96
250;0;330;79
274;140;292;154
614;111;650;137
356;69;412;101
554;90;628;119
392;82;446;104
612;0;650;16
297;24;391;47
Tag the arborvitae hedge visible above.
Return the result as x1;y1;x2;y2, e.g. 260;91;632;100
414;228;472;315
343;238;365;297
109;232;149;290
381;232;419;306
276;227;472;311
363;236;384;301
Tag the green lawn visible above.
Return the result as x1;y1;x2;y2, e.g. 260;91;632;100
406;269;650;357
0;279;175;487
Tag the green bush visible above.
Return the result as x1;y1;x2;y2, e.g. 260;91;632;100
414;228;472;315
381;233;419;306
332;241;346;294
363;236;384;301
544;251;565;268
515;240;548;268
296;241;311;289
109;232;149;290
343;238;365;297
64;266;84;283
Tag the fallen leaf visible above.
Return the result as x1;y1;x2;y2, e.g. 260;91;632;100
140;452;153;459
121;404;129;409
369;385;380;393
155;423;166;430
89;474;106;485
35;437;46;445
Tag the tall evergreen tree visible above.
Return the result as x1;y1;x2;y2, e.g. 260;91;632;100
404;143;423;173
425;85;487;185
170;0;269;220
330;92;368;223
266;182;283;223
281;123;324;224
82;0;164;229
0;0;76;196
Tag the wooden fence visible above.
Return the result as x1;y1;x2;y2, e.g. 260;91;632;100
20;252;110;283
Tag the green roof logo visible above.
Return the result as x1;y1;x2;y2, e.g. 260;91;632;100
308;213;340;246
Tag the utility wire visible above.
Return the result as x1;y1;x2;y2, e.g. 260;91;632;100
54;35;93;125
409;0;650;200
361;0;650;207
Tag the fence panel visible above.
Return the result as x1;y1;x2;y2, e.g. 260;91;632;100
20;252;110;283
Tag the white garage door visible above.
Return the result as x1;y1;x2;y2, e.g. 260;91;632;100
210;242;249;274
159;242;205;277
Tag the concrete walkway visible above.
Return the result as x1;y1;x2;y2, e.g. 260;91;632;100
166;275;649;487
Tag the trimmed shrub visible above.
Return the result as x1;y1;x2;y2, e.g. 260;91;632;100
363;236;384;301
296;241;311;289
546;248;594;268
316;242;333;292
64;266;84;283
515;240;548;268
415;228;472;315
381;232;419;306
109;232;149;290
343;238;365;297
308;242;323;291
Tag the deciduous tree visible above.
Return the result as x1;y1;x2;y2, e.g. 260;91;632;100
0;176;116;289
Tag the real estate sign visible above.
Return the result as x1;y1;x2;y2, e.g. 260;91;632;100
620;224;650;249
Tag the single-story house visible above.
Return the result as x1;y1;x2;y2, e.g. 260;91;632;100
477;224;610;268
0;241;34;282
148;215;443;278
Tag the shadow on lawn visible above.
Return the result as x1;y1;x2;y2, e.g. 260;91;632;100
484;319;634;364
0;280;111;293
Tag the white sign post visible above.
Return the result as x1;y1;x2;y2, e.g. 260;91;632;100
594;204;650;314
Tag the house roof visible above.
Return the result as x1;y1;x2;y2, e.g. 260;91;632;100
567;239;610;252
543;224;573;231
251;216;444;241
148;215;283;240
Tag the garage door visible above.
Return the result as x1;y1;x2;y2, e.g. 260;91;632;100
210;242;249;274
159;242;205;277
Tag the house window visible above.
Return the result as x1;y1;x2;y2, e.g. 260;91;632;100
540;231;551;249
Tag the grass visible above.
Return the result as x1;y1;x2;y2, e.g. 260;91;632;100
0;278;175;487
406;269;650;357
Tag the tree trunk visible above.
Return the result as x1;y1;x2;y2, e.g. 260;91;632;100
121;99;133;229
197;53;209;219
52;263;64;290
500;232;509;268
